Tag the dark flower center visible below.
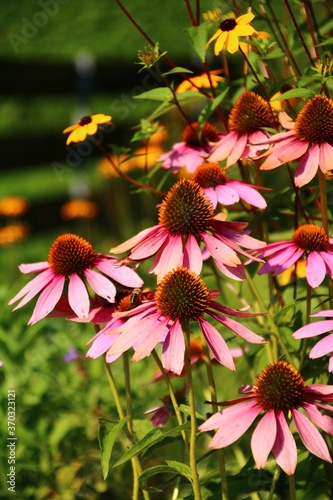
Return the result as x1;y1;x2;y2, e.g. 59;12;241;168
228;91;276;134
220;18;237;32
155;267;209;321
48;233;96;276
158;179;215;238
79;116;92;126
292;224;329;251
193;163;228;187
182;122;220;149
253;361;306;412
294;95;333;145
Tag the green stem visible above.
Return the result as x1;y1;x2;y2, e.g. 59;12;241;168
289;474;296;500
299;284;311;371
268;466;280;500
201;338;228;500
151;349;189;452
183;322;202;500
245;269;293;364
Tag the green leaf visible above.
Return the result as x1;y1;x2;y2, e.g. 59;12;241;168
146;90;208;121
139;461;193;492
198;87;229;130
113;421;190;468
98;417;129;480
133;87;173;101
184;23;208;62
270;88;315;101
162;67;194;76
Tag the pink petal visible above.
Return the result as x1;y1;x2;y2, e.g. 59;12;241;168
198;317;235;370
306;251;326;287
304;403;333;436
204;402;261;448
272;411;297;475
254;241;291;258
201;232;240;266
306;384;333;396
211;313;265;344
319;251;333;279
294;144;320;187
293;320;333;339
86;332;119;358
182;234;203;275
292;408;332;462
9;268;54;307
319;142;333;174
110;225;160;254
251;409;277;469
311;310;333;318
149;235;183;281
96;257;143;287
84;269;116;302
214;261;245;281
28;275;65;325
227;181;267;209
162;320;185;374
132;316;170;362
204;187;218;208
226;133;248;167
209;132;238;162
18;261;49;273
130;227;169;260
68;273;90;318
310;333;333;358
215;185;239;205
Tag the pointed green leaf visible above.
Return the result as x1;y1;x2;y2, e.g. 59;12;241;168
146;91;208;121
139;461;193;492
113;421;190;467
270;88;315;102
133;87;173;101
98;417;129;480
198;87;229;131
162;67;194;76
184;23;208;62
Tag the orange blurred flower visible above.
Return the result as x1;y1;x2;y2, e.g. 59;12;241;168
0;223;29;246
60;199;99;220
176;70;224;93
0;196;28;217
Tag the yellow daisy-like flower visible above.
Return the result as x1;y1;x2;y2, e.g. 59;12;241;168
206;12;257;55
63;114;112;145
176;70;224;93
278;260;307;286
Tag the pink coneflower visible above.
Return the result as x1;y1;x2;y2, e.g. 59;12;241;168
93;267;265;375
260;95;333;187
208;91;276;167
253;224;333;288
110;179;266;282
193;162;268;209
9;233;143;325
199;361;333;475
159;122;223;174
293;310;333;372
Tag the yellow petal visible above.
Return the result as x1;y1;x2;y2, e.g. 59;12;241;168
84;122;99;135
214;31;228;55
226;31;239;54
91;113;112;124
235;24;257;37
206;29;222;49
66;127;88;145
236;12;255;25
63;123;79;134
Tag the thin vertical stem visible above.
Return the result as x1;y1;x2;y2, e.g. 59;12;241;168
183;321;202;500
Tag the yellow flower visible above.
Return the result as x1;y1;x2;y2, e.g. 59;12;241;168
206;12;257;55
63;114;112;145
278;260;307;286
176;70;224;93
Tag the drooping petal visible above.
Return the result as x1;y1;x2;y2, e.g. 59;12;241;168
84;269;116;302
209;132;238;162
68;273;90;318
225;31;239;54
272;411;297;475
28;275;65;325
319;142;333;174
201;232;240;267
182;234;203;276
9;268;55;309
215;185;240;205
304;403;333;436
132;316;170;362
226;133;247;166
227;181;267;209
149;235;183;281
18;261;49;274
211;312;265;344
204;187;218;208
294;144;320;187
162;320;185;375
198;317;235;370
96;257;143;287
86;332;119;359
306;251;326;287
214;31;228;55
110;225;161;254
251;409;277;469
292;408;332;462
203;401;261;448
